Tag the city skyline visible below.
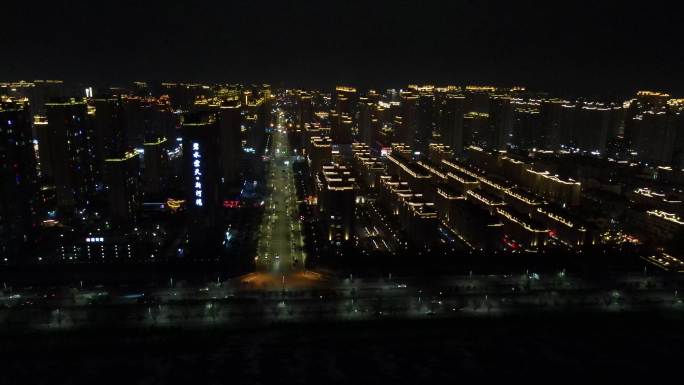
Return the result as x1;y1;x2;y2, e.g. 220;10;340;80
2;2;684;383
2;81;682;267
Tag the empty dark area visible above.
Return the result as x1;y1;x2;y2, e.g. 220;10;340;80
1;313;682;384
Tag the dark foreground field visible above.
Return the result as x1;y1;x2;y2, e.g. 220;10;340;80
1;312;682;384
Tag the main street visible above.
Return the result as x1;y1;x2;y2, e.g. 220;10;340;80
255;112;306;276
2;271;683;330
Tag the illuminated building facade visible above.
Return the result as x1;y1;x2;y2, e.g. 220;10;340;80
57;232;148;262
333;86;357;122
385;149;433;198
642;210;684;250
308;136;332;174
316;163;356;243
352;142;386;190
377;175;439;248
182;113;221;232
331;111;353;146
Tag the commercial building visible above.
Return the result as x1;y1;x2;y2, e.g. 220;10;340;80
182;112;221;234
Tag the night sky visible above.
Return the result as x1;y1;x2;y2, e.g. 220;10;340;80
2;0;683;96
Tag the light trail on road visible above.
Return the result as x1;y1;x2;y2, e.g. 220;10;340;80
255;112;306;277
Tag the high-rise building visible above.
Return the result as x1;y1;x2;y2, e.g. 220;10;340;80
41;99;95;212
428;143;454;164
487;96;513;151
540;100;564;150
329;88;355;158
104;151;140;225
334;86;357;119
219;102;243;193
161;82;213;110
142;137;168;195
463;111;487;148
0;98;39;259
121;95;175;149
671;112;684;169
464;86;493;113
28;80;65;115
606;105;625;151
635;90;670;109
182;112;221;231
511;101;542;150
132;81;149;97
439;94;465;155
415;93;435;153
315;163;356;243
308;136;333;174
330;110;353;145
92;98;126;181
244;92;269;150
630;111;679;166
573;104;610;154
296;92;313;129
358;97;374;146
122;96;145;148
396;92;418;145
558;103;576;148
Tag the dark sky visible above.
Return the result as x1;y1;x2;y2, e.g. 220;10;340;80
2;0;683;96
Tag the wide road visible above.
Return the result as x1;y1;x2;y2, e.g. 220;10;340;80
255;114;305;275
2;271;683;330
